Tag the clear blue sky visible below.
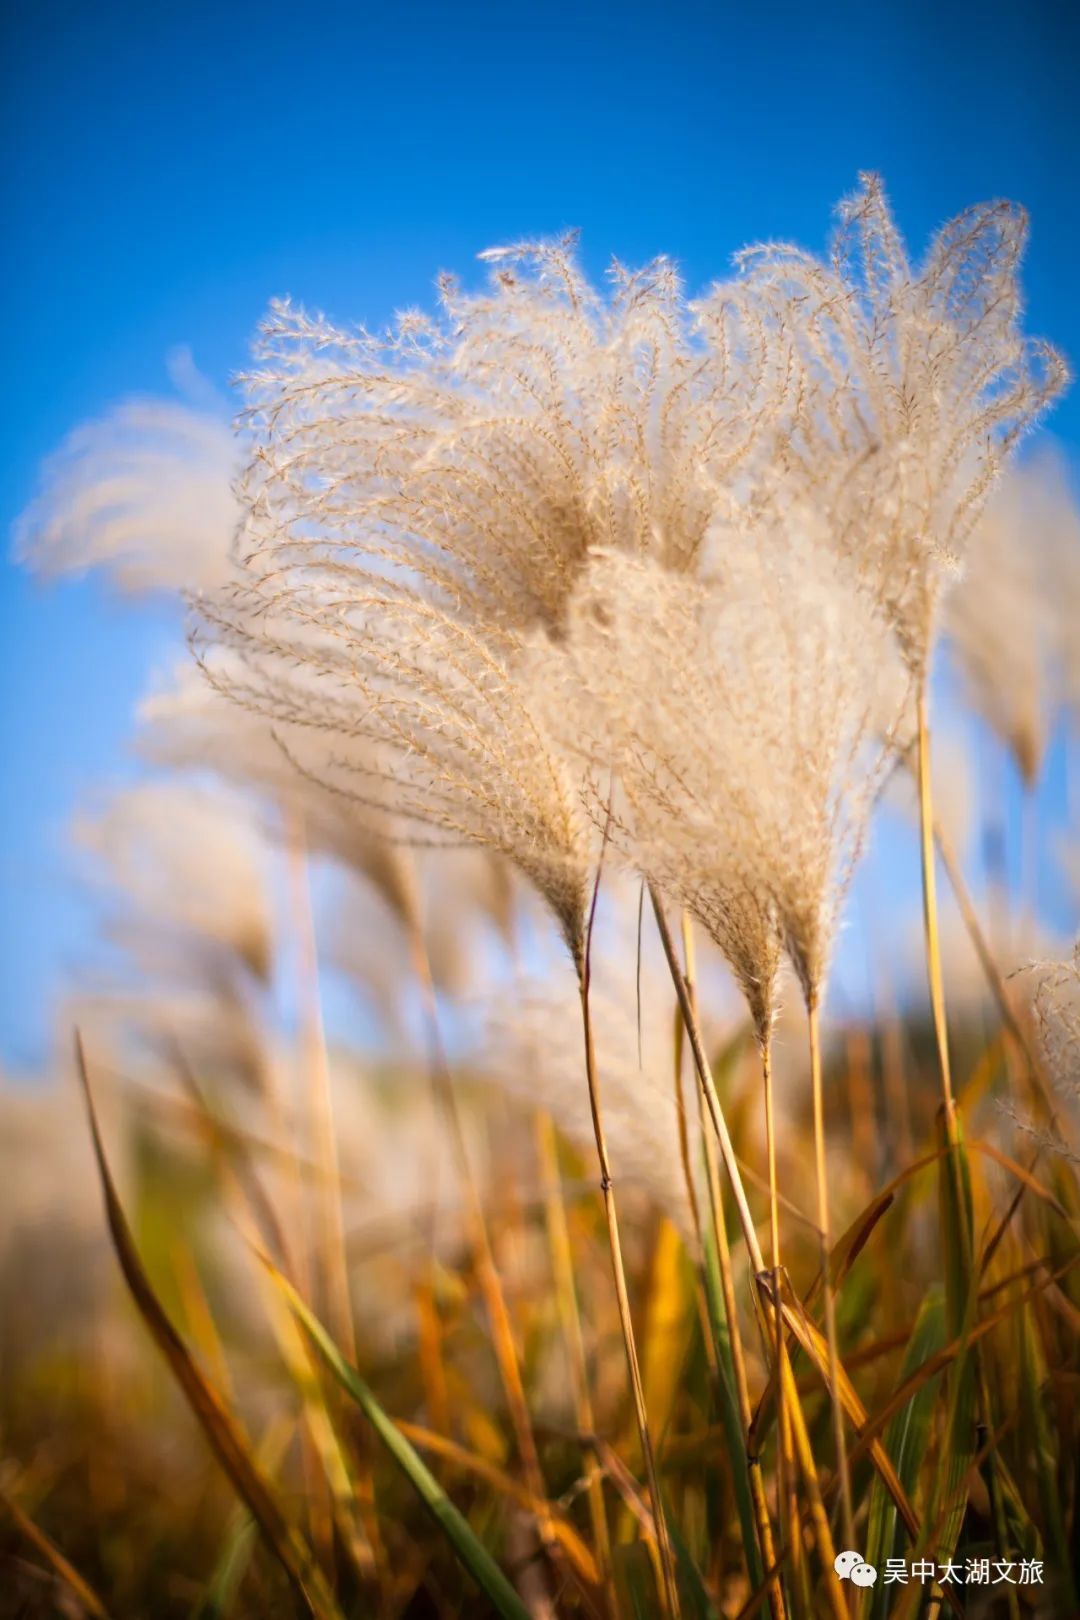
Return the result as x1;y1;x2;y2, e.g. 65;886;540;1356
2;0;1078;1066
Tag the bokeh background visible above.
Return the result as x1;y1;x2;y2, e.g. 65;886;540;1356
2;0;1079;1069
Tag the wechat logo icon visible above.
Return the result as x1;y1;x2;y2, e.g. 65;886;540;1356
835;1550;878;1587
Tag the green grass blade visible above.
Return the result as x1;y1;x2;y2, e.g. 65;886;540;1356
192;1515;258;1620
863;1287;946;1620
702;1211;765;1594
268;1262;531;1620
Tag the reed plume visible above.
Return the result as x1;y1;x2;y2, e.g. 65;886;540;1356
191;237;777;1615
15;394;239;594
539;529;902;1032
947;450;1080;788
738;172;1068;680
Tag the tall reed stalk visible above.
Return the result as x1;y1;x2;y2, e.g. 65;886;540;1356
680;916;787;1620
575;933;682;1619
407;926;558;1595
807;999;855;1560
650;890;846;1620
533;1107;616;1607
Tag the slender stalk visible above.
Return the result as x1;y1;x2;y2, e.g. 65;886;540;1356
935;812;1070;1141
534;1107;617;1610
915;687;957;1128
575;954;681;1620
286;819;356;1362
699;1063;788;1620
287;817;384;1590
650;888;846;1620
760;1037;801;1615
409;927;557;1587
807;997;855;1558
681;916;787;1620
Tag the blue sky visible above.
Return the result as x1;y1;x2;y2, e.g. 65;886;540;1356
2;0;1078;1066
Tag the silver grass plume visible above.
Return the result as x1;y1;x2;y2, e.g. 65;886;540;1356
1003;942;1080;1165
72;781;274;1091
235;237;785;639
14;396;239;594
74;780;273;982
139;657;420;928
195;576;592;959
738;173;1069;679
535;525;905;1032
947;450;1080;785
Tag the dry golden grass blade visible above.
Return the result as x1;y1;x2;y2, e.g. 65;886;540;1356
396;1421;602;1594
969;1140;1071;1220
73;1032;343;1620
844;1251;1080;1479
760;1274;922;1545
263;1255;535;1620
0;1485;111;1620
750;1151;944;1450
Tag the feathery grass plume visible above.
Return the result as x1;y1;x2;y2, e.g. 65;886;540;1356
200;240;780;1614
71;782;274;1095
540;527;904;1031
739;173;1068;679
1027;941;1080;1103
75;781;274;983
14;394;239;594
194;579;592;962
235;237;784;642
743;179;1067;1454
139;657;421;927
539;526;904;1561
946;449;1080;786
1003;942;1080;1166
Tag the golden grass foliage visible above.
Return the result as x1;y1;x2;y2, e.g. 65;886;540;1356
5;176;1080;1619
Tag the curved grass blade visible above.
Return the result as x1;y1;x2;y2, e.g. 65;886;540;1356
266;1259;532;1620
395;1420;600;1590
0;1485;111;1620
863;1287;946;1620
701;1218;765;1596
74;1033;342;1620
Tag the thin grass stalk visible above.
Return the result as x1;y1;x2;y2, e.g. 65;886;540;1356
0;1487;112;1620
759;1035;801;1618
575;946;682;1620
672;1004;722;1365
287;818;356;1358
915;689;960;1143
699;1067;790;1620
915;689;1002;1601
414;1277;452;1436
408;925;558;1592
534;1107;617;1610
680;914;788;1618
807;997;855;1557
74;1035;345;1620
172;1036;338;1576
934;815;1070;1142
189;1086;382;1596
287;818;386;1592
650;888;846;1620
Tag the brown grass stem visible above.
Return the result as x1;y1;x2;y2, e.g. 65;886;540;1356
408;925;557;1592
807;997;855;1561
651;888;844;1619
575;947;681;1619
534;1107;617;1610
681;915;788;1620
